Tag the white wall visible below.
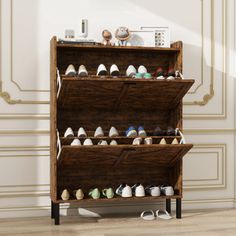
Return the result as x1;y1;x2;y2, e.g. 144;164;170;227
0;0;235;217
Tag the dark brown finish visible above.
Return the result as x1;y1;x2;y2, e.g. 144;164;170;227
50;36;194;223
50;37;57;202
57;77;194;111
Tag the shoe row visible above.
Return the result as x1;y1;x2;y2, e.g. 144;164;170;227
69;137;178;146
60;184;174;200
116;184;174;198
64;126;119;138
64;126;178;138
65;64;181;80
126;126;177;137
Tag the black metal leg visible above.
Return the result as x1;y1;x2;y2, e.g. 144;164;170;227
51;201;54;219
54;203;60;225
166;199;171;214
176;198;182;219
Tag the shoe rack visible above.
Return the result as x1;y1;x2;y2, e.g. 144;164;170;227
50;36;194;225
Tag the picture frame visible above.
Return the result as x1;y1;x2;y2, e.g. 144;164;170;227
140;26;170;48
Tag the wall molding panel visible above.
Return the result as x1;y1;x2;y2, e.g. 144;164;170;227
0;0;235;218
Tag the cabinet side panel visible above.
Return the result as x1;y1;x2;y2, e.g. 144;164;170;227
171;41;183;72
50;36;57;201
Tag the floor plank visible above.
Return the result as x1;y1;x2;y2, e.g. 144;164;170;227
0;209;236;236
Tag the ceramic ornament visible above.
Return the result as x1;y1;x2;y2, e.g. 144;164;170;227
102;30;112;46
115;27;131;46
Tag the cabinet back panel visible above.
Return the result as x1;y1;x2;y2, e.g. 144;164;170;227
57;47;180;75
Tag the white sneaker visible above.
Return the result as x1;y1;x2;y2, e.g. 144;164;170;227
122;185;132;197
138;65;147;74
132;137;142;145
159;138;167;145
110;64;120;76
78;127;87;138
97;64;108;76
110;140;118;145
83;138;93;145
145;186;161;196
161;186;174;196
166;76;175;80
109;126;119;137
65;64;76;76
132;184;145;197
98;140;108;145
64;127;74;137
116;184;132;198
61;189;70;200
144;137;152;145
126;65;137;77
78;65;88;77
94;126;104;137
156;75;165;80
70;138;81;146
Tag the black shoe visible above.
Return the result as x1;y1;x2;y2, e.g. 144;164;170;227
166;126;176;136
153;126;165;136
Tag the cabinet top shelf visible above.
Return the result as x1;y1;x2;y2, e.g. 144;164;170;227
56;42;181;53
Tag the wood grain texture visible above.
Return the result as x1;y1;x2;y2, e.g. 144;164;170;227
57;78;194;110
50;38;194;204
50;36;57;202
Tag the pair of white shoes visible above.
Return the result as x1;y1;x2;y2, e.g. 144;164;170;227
65;64;88;77
116;184;145;198
71;138;92;146
144;185;174;196
126;65;147;77
132;137;152;145
71;138;118;146
64;126;119;138
94;126;119;137
141;210;172;221
98;140;118;145
97;64;120;76
64;127;87;138
160;138;178;145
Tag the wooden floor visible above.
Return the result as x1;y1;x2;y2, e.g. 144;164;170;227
0;209;236;236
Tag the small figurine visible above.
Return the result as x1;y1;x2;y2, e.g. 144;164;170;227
115;27;131;46
102;30;112;46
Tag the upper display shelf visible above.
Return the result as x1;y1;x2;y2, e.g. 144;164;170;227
56;43;180;53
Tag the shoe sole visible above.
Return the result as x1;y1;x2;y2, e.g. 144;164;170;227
97;71;108;76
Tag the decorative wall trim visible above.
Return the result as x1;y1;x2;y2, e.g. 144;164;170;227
10;0;49;93
184;144;226;190
184;0;227;119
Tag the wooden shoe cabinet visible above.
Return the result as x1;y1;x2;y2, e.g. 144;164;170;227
50;36;194;225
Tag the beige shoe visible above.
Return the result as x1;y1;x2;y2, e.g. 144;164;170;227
159;138;167;145
78;65;88;77
109;126;119;137
171;138;178;144
61;189;70;200
110;140;118;145
74;189;84;200
65;64;76;76
94;126;104;137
